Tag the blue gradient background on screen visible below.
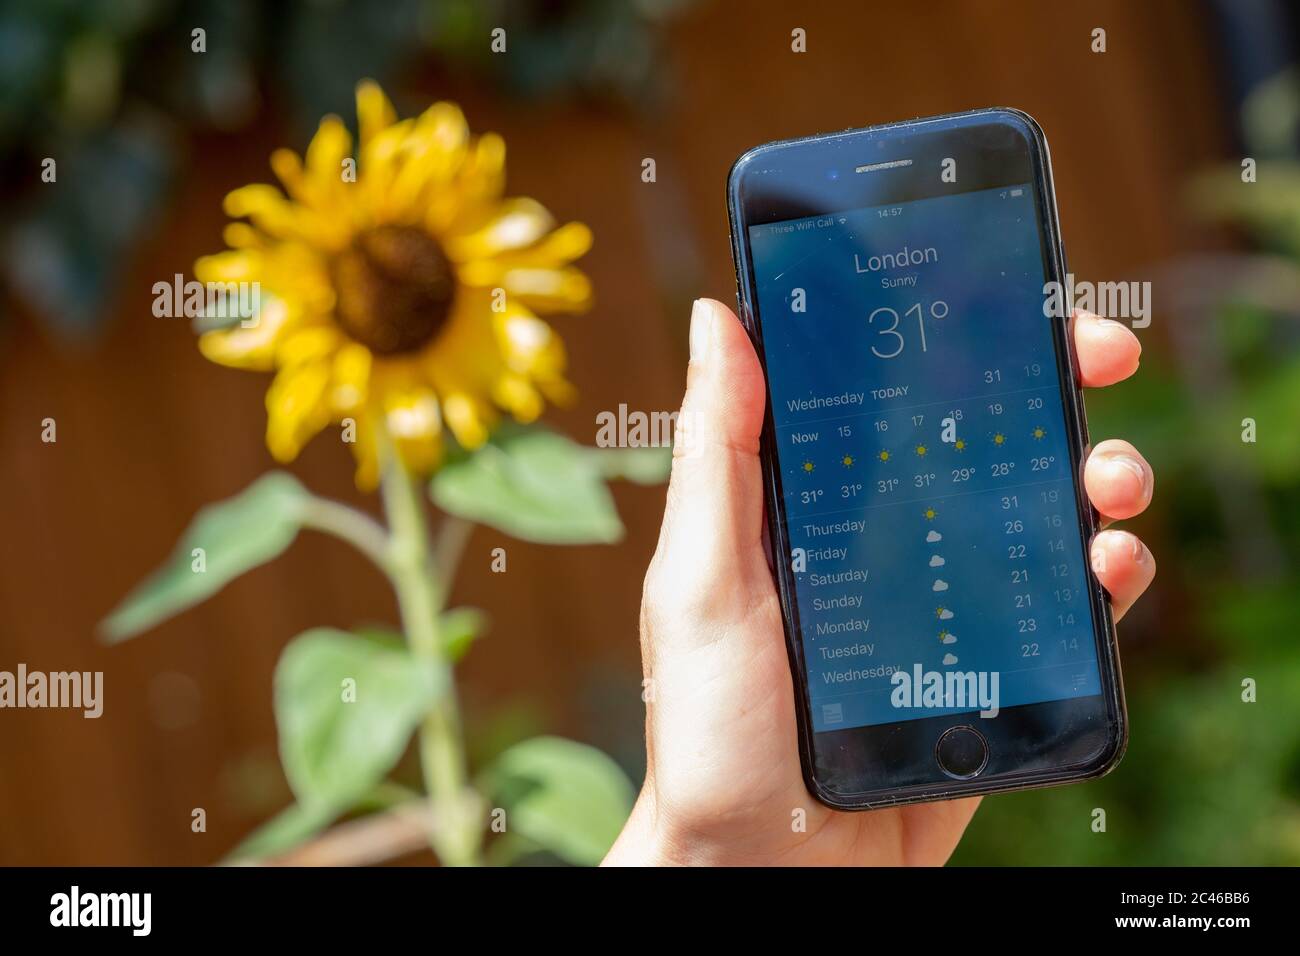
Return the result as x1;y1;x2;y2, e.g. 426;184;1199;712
749;185;1101;732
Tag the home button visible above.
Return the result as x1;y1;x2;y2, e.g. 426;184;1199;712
935;725;989;779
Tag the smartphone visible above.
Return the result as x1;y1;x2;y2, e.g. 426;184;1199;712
726;108;1126;809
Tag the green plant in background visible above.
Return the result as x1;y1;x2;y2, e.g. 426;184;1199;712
953;75;1300;866
101;80;668;866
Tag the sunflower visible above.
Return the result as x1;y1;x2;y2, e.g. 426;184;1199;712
195;80;592;488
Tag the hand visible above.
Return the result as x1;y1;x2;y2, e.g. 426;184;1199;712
604;299;1155;866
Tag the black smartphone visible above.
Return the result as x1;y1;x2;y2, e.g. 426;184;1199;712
726;108;1126;809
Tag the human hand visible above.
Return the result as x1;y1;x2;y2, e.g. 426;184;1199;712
604;298;1154;866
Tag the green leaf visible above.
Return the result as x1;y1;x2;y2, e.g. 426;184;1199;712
587;445;672;485
441;607;487;661
100;472;310;642
484;735;635;866
430;427;624;544
275;628;443;813
224;800;339;864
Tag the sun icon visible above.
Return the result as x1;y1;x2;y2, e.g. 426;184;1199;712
915;443;928;457
993;432;1006;446
923;506;938;521
801;460;815;473
1032;426;1046;441
841;454;855;468
954;438;966;452
878;449;891;462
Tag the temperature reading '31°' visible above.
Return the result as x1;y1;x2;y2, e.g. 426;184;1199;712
868;300;949;358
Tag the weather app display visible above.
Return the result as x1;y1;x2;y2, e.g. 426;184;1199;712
749;184;1101;732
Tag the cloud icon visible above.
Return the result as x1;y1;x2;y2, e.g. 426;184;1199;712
929;555;945;567
940;631;957;644
926;530;942;543
937;608;954;620
942;653;959;666
932;579;949;592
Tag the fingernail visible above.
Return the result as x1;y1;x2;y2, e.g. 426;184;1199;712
1121;530;1145;562
1107;454;1150;496
1102;317;1144;356
690;299;712;363
1096;315;1142;355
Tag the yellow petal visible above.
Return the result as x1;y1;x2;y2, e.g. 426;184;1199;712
466;133;506;197
269;148;310;204
357;118;414;216
195;249;260;284
457;265;595;314
348;411;381;491
384;386;444;475
510;221;594;266
356;80;396;149
265;360;332;462
385;387;441;440
491;308;574;407
276;325;342;368
443;198;556;262
222;222;264;249
305;115;352;184
223;184;329;245
441;391;494;449
492;374;544;422
427;131;505;234
197;296;291;370
251;243;334;312
330;342;372;414
495;312;563;373
537;373;577;407
420;102;470;166
381;103;470;223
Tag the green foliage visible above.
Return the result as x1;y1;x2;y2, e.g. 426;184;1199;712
483;735;636;866
431;427;628;544
1236;360;1300;484
1189;163;1300;257
274;628;443;813
100;472;309;642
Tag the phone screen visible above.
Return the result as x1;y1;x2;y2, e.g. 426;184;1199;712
747;182;1101;735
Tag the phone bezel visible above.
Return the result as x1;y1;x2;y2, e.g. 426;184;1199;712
726;108;1127;809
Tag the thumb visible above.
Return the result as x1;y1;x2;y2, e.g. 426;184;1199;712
649;298;770;623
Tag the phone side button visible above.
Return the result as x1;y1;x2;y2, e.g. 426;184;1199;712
935;725;989;779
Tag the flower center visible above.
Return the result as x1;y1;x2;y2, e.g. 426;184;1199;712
330;225;456;355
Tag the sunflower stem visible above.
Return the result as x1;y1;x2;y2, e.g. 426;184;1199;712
378;437;483;867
